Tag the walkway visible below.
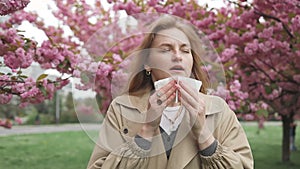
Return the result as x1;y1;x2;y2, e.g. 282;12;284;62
0;121;284;137
0;123;100;136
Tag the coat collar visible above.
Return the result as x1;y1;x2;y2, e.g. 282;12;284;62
114;92;223;115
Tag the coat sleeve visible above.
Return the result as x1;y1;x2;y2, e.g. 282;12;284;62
87;101;151;169
199;99;254;169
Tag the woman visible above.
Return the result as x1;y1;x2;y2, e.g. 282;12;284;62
87;15;253;169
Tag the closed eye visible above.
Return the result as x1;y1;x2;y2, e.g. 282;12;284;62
159;46;172;53
181;48;191;54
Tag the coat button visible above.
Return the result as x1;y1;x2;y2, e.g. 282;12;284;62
123;128;128;134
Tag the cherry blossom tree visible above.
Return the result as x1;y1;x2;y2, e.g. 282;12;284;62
218;0;300;162
195;0;299;162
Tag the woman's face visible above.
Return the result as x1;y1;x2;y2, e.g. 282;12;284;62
146;28;193;82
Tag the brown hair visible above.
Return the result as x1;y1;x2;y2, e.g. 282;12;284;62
127;15;209;95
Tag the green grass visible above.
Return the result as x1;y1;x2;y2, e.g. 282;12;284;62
0;125;299;169
0;131;96;169
243;124;300;169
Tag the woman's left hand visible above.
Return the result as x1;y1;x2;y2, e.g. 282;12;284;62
177;81;206;141
177;81;215;150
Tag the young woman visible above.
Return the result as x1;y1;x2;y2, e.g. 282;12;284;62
87;15;253;169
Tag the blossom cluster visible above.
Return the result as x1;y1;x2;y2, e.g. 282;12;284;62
0;9;75;108
0;0;30;16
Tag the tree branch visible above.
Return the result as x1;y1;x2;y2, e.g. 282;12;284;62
226;0;294;39
253;8;294;39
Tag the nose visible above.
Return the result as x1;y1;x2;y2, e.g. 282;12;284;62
172;50;182;61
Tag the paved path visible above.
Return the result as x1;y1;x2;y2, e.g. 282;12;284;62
0;121;285;137
0;123;100;137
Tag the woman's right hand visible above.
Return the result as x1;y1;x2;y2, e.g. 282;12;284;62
138;80;177;141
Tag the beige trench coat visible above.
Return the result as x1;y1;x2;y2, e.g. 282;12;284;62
87;92;253;169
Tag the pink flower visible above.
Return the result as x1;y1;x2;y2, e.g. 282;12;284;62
112;54;123;63
291;15;300;32
293;74;300;83
148;0;158;6
172;2;186;17
14;116;22;125
0;93;12;104
12;83;26;94
258;27;274;39
221;48;237;62
208;29;225;41
4;51;20;69
244;40;259;55
241;31;255;41
244;114;255;121
0;0;30;16
225;32;240;45
228;100;237;111
20;87;39;99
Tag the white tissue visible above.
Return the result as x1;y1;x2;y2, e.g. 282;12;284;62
154;76;202;103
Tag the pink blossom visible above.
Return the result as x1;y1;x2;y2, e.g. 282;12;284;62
228;100;237;111
244;114;255;121
258;40;274;52
241;31;255;41
208;29;225;41
11;83;26;94
121;1;142;15
244;40;259;55
0;93;13;104
250;103;258;112
172;3;186;17
221;48;237;62
19;102;29;108
0;0;30;16
240;9;257;23
97;63;113;77
73;69;81;77
7;10;37;25
291;15;300;33
210;84;230;99
14;116;22;125
261;102;268;110
258;27;274;39
0;119;12;128
4;51;20;69
148;0;158;6
87;62;99;73
20;87;39;99
225;32;240;45
293;74;300;83
112;54;123;63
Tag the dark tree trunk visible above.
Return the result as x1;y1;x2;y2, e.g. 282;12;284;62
281;115;292;162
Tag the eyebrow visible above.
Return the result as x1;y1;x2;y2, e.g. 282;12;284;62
157;42;191;48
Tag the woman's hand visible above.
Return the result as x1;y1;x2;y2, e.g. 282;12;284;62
138;80;177;141
177;81;214;149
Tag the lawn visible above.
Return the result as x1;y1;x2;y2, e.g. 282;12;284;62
244;124;300;169
0;124;299;169
0;131;96;169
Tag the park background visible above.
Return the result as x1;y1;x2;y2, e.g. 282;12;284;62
0;0;300;168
